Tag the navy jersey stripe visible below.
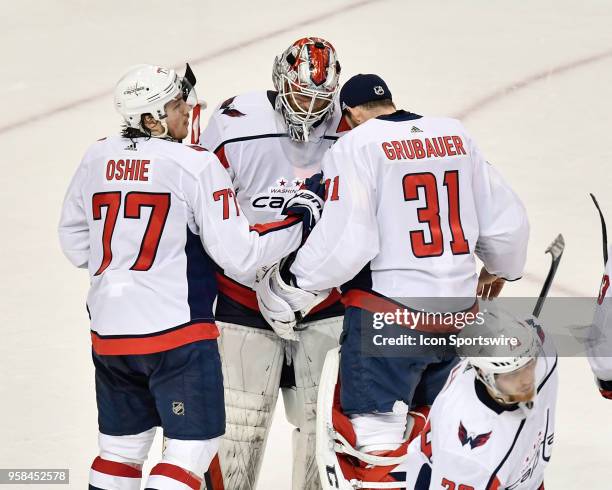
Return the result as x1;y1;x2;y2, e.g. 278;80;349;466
486;419;526;490
537;355;558;393
185;226;217;322
214;133;287;153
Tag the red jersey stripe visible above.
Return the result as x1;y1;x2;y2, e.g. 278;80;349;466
341;289;478;333
91;322;219;355
249;215;301;235
216;272;342;315
215;146;230;169
217;273;260;311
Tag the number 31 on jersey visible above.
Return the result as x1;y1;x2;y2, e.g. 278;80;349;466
403;170;469;258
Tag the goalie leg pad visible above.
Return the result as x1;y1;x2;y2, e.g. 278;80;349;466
317;349;426;490
212;322;285;490
283;316;343;490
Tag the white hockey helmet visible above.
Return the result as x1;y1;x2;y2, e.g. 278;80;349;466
114;63;198;135
272;37;341;142
458;309;543;402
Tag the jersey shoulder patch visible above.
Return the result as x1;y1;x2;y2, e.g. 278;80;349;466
219;96;246;118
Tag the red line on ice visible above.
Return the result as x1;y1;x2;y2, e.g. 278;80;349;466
456;48;612;119
0;0;385;136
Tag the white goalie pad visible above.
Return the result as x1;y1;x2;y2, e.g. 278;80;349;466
317;347;353;490
316;348;412;490
214;322;285;489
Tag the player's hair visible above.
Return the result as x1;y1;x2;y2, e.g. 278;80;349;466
120;114;153;139
354;99;396;111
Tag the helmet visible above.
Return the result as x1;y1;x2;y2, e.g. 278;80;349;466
114;63;197;137
458;309;543;403
272;37;341;142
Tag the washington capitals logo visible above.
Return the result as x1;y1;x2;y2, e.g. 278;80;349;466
220;96;245;118
458;421;492;449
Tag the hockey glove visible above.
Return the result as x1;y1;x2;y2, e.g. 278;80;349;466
261;261;331;320
596;378;612;399
255;264;299;341
302;171;326;199
281;190;324;238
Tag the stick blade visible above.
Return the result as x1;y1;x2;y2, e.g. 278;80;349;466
545;234;565;261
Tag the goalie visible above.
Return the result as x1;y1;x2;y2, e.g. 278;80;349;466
256;73;529;488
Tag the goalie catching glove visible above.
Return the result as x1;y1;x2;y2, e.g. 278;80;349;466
255;262;331;339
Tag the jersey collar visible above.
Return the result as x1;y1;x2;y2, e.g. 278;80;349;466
376;109;422;122
474;378;520;415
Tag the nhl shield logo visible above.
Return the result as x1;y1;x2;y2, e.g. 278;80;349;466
374;85;385;96
172;401;185;416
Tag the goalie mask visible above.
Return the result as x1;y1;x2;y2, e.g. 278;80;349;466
114;63;198;138
272;37;341;142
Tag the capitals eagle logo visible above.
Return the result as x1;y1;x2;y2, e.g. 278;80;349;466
219;96;245;118
458;421;492;449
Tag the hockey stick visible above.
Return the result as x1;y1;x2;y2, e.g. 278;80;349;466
190;102;202;144
532;234;565;317
590;193;608;266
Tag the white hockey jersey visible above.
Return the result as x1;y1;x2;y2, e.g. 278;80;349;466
199;90;348;324
58;136;301;355
407;331;557;490
290;110;529;320
587;244;612;398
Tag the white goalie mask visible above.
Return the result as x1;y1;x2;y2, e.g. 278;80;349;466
272;37;341;142
458;309;544;406
114;63;198;138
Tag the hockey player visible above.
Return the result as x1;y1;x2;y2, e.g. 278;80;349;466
58;64;317;490
589;258;612;399
256;73;530;486
314;311;557;490
406;311;558;490
587;196;612;399
198;37;347;490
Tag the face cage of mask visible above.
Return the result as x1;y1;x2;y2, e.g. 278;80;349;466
276;75;337;141
144;77;198;140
